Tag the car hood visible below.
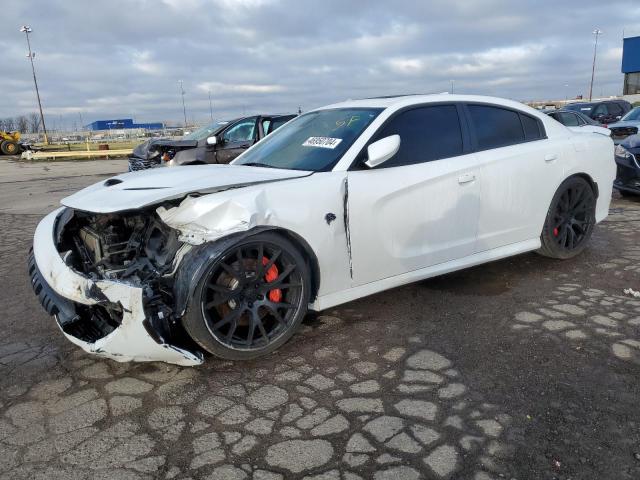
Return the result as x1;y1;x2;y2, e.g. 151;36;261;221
61;164;312;213
608;120;640;129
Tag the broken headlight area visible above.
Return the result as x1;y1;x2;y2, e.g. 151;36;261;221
57;209;181;284
54;208;194;346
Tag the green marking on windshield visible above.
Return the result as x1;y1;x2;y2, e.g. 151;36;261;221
334;115;361;130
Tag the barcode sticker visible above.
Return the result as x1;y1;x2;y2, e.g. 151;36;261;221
302;137;343;149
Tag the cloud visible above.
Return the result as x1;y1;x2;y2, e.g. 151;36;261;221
197;82;285;94
0;0;638;128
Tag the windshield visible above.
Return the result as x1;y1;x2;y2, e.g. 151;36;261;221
622;108;640;121
234;108;382;171
183;121;229;141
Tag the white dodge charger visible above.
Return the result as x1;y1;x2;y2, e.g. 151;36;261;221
29;94;615;365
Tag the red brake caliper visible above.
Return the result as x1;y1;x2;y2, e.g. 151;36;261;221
553;227;559;237
262;256;282;302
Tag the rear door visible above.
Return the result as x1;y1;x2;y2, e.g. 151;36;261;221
347;104;481;286
465;103;563;251
216;117;258;164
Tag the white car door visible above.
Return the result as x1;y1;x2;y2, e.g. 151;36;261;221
346;104;481;286
465;104;564;251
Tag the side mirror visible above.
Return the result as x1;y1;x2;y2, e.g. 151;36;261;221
206;135;218;146
365;135;400;168
616;116;622;121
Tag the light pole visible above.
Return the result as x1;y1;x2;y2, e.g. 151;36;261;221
450;79;455;94
208;90;214;122
588;29;603;101
178;80;187;128
20;25;48;144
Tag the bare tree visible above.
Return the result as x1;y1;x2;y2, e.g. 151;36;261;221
16;115;28;133
29;112;40;133
3;118;15;131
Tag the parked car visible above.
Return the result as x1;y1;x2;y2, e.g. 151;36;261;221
29;94;614;365
128;114;296;171
563;99;632;125
607;107;640;143
613;134;640;196
545;109;611;136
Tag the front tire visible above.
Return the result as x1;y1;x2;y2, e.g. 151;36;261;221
182;232;310;360
537;176;596;259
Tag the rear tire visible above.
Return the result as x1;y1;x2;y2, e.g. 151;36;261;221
1;141;20;155
182;232;311;360
537;176;596;259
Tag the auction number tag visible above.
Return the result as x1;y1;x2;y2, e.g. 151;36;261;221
302;137;343;149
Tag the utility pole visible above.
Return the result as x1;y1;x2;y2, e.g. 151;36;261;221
178;80;187;128
20;25;48;144
208;90;214;121
589;29;603;101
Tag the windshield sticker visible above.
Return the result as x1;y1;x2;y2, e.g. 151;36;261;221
302;137;343;149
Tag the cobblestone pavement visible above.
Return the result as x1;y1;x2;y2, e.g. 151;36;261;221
1;164;639;479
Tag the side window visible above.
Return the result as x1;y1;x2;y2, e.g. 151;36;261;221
269;117;293;134
558;112;580;127
607;103;623;116
468;105;524;149
261;119;272;135
371;105;463;168
520;113;543;140
223;118;257;143
592;104;607;117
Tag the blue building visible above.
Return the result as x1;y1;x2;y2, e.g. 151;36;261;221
85;118;164;131
622;36;640;95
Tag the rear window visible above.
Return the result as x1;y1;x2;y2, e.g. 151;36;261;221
521;113;543;140
468;105;524;150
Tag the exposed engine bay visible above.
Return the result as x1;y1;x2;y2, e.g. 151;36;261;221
53;208;191;347
58;209;181;284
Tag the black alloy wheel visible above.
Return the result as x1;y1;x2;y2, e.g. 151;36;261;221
538;176;596;259
183;232;310;360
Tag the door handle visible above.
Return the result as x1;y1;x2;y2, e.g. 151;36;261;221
545;153;558;162
458;173;475;184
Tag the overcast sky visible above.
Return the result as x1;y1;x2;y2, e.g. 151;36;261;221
1;0;639;129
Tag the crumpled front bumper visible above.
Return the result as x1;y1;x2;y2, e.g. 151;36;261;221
29;208;203;366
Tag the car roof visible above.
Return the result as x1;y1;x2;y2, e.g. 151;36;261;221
314;94;544;115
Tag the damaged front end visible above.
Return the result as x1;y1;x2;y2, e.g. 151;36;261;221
29;206;203;365
128;139;198;171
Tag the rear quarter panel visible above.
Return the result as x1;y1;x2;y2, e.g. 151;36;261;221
563;132;615;223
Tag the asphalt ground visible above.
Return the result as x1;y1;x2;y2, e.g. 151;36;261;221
0;158;639;480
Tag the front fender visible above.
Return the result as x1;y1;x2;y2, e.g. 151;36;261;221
173;227;276;317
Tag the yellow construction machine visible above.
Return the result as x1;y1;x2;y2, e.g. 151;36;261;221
0;131;23;155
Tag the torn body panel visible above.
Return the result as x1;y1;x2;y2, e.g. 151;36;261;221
156;171;353;303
